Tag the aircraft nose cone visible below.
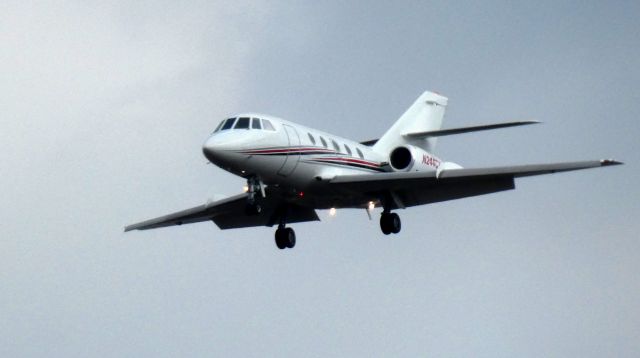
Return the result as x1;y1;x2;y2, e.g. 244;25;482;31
202;135;237;163
202;136;220;159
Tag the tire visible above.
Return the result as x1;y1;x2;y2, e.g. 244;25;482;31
275;228;287;249
380;214;392;235
285;227;296;248
390;213;401;234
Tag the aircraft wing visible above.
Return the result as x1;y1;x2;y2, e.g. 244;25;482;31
329;159;622;208
124;192;319;232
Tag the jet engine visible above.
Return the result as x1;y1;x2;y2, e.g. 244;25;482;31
389;145;442;172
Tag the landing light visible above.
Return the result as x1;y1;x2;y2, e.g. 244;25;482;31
368;201;375;211
329;208;336;216
243;185;249;193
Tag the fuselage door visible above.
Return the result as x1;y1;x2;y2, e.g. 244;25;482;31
277;124;301;176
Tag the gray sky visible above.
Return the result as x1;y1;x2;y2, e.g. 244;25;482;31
1;1;639;357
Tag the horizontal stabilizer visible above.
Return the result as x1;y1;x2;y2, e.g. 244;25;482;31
403;120;540;138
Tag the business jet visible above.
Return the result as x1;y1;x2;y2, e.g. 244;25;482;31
125;91;621;249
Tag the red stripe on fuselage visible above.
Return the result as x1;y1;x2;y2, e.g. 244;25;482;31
239;147;334;155
235;146;383;169
310;156;381;167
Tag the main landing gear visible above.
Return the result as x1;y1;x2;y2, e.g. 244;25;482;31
275;225;296;250
274;205;295;250
380;212;401;235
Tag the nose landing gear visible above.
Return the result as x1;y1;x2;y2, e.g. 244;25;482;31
245;176;265;215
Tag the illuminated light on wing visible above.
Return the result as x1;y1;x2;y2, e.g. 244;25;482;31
368;201;375;211
329;208;337;216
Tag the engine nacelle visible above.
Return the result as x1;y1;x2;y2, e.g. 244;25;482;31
389;145;443;172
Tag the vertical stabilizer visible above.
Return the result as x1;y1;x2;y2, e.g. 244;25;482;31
373;91;448;154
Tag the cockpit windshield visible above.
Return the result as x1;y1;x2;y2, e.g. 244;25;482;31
214;117;277;133
262;119;275;131
235;117;250;129
220;118;236;131
213;119;226;133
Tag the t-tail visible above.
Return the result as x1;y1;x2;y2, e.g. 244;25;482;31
372;91;448;155
369;90;540;173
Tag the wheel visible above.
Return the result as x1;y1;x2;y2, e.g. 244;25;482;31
380;213;392;235
275;228;287;249
380;213;401;235
389;213;401;234
285;227;296;248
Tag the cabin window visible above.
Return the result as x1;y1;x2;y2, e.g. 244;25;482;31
262;119;276;131
356;147;364;159
308;133;316;145
221;118;236;130
332;140;340;152
320;136;328;148
344;144;352;156
251;118;262;129
235;117;250;129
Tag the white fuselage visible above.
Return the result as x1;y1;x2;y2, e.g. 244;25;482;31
202;114;442;200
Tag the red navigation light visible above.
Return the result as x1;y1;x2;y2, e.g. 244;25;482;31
298;191;304;197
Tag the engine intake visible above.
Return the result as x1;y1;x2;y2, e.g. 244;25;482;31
388;145;444;172
389;146;414;171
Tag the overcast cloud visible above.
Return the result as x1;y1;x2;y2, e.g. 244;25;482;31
1;1;638;357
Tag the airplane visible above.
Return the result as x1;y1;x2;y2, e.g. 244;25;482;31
125;91;622;249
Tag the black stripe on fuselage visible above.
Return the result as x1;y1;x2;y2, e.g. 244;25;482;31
235;146;385;172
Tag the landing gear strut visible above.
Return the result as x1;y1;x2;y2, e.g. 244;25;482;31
380;212;401;235
245;176;264;215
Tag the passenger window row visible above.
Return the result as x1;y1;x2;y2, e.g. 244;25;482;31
307;132;365;159
214;119;366;160
215;117;276;132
